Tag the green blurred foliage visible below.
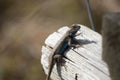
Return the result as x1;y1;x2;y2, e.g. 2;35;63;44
0;0;119;80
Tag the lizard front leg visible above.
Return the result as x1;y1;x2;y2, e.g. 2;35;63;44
68;38;81;49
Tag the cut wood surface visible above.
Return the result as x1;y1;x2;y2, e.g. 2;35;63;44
41;24;111;80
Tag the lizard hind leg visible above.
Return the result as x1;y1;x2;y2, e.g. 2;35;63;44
54;54;66;66
63;55;75;63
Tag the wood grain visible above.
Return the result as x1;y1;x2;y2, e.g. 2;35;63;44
41;24;111;80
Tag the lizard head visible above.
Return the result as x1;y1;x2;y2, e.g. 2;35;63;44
69;24;81;38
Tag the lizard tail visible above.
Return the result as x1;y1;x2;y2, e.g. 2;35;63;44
46;59;55;80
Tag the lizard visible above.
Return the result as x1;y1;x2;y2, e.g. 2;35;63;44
46;24;81;80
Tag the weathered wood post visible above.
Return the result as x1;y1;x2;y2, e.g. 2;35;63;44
102;13;120;80
41;24;111;80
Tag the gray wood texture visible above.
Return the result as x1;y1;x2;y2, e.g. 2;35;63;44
102;13;120;80
41;24;111;80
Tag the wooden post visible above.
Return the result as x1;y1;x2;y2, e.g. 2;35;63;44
41;24;111;80
102;13;120;80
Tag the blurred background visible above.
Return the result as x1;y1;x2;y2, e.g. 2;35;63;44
0;0;119;80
